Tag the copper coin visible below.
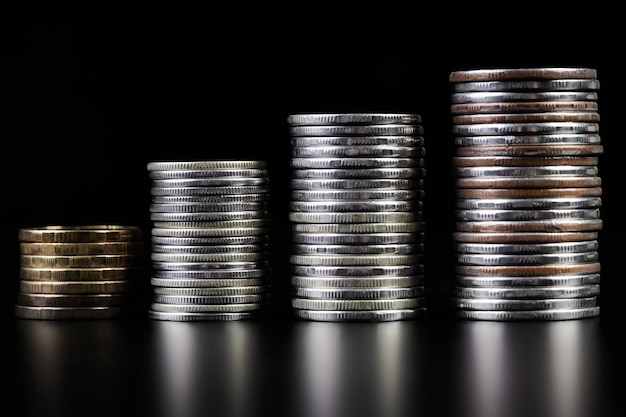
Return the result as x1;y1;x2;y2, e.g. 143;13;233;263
452;231;599;243
449;68;597;82
455;262;601;276
452;156;599;166
450;101;599;114
454;144;604;156
454;176;601;189
452;112;600;124
455;187;602;199
455;219;603;232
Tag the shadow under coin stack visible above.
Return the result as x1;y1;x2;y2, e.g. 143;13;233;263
147;160;273;321
449;67;603;321
287;113;427;322
15;225;144;320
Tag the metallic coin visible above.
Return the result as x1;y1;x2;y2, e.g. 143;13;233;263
147;160;267;171
292;286;425;299
148;168;268;179
455;208;600;222
449;68;598;82
151;252;267;263
152;286;269;296
151;243;268;254
455;187;602;199
289;211;420;224
291;275;425;288
454;165;598;177
150;277;267;287
291;157;423;169
455;219;603;232
150;302;266;313
455;273;601;287
292;222;426;234
452;79;600;92
17;293;126;307
453;284;600;299
150;185;270;196
153;294;269;305
151;177;269;188
151;235;268;246
289;124;424;137
455;263;601;276
293;232;424;245
290;178;419;190
456;306;599;321
19;241;145;256
455;176;602;189
456;252;598;266
453;296;597;311
292;297;426;311
454;144;604;156
291;167;425;179
292;264;424;277
291;136;423;147
453;122;599;136
290;254;423;266
19;280;133;294
286;113;422;125
290;200;420;212
450;91;598;104
15;305;124;320
292;243;421;255
291;189;423;201
151;261;269;271
451;101;599;114
19;267;143;281
454;133;602;147
453;112;600;125
456;197;602;210
455;241;598;254
18;225;144;243
149;201;269;213
20;254;143;268
151;226;269;237
452;155;599;166
152;193;270;203
293;308;426;321
152;219;271;229
147;310;263;321
291;145;422;158
452;231;599;243
153;269;269;280
150;210;269;222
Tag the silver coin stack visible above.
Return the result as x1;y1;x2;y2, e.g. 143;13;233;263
449;67;603;321
146;160;273;321
15;225;145;320
287;113;428;321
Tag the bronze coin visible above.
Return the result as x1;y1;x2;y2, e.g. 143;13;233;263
454;144;604;156
455;262;601;276
454;176;601;189
455;187;602;199
450;101;599;114
455;219;603;233
449;68;597;82
452;112;600;124
452;231;599;243
452;156;599;167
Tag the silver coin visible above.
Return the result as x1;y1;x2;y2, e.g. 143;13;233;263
152;193;270;203
148;168;268;179
455;187;602;200
454;165;598;177
455;252;598;266
152;260;269;271
151;226;269;237
292;243;422;255
151;252;267;263
150;185;270;196
290;254;423;266
456;262;601;277
289;211;420;224
292;286;425;299
153;269;269;280
451;100;599;115
151;243;269;254
456;197;602;210
292;189;423;201
455;208;600;221
153;294;269;305
150;177;269;188
290;200;420;212
15;305;124;320
291;136;424;147
455;273;601;287
150;211;268;222
293;308;426;321
152;285;269;296
454;133;602;147
147;160;267;171
289;124;424;137
452;79;600;92
290;178;419;190
286;113;421;125
292;264;424;277
453;122;599;136
293;232;424;245
149;201;269;213
291;157;423;169
147;310;263;321
150;302;266;313
452;296;597;310
291;297;426;311
152;219;271;229
290;167;425;179
292;222;426;234
456;306;600;321
291;275;425;288
455;240;599;254
150;277;267;287
449;68;598;82
455;219;603;233
291;145;423;158
151;235;268;246
453;284;600;299
450;91;598;104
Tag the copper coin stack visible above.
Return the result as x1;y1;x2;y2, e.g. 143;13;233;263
449;67;603;320
146;160;273;321
15;225;145;320
287;113;428;321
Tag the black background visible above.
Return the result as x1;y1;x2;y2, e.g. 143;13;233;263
3;9;625;417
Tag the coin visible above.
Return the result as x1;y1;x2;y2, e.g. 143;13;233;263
452;231;599;243
454;144;604;156
20;254;144;268
455;188;602;199
455;263;601;276
293;309;425;322
15;305;124;320
147;310;263;321
455;240;599;254
455;219;603;232
452;79;600;92
152;285;269;296
454;133;602;147
19;280;133;294
456;197;602;210
453;285;600;299
19;241;145;256
291;157;422;169
292;286;425;299
19;267;143;281
148;168;268;179
291;297;426;311
451;101;599;114
452;156;599;166
288;124;424;137
455;273;601;287
17;293;126;307
291;136;423;147
449;67;598;82
453;112;600;124
456;252;598;266
150;277;267;287
292;264;424;277
286;113;422;125
450;91;598;104
453;296;597;311
291;275;425;288
455;307;599;321
147;160;267;171
19;225;144;243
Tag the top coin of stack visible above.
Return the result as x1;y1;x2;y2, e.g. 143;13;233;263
15;225;145;320
287;112;428;322
449;67;603;321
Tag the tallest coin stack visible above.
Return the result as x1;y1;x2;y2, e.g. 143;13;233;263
287;113;428;322
448;67;603;321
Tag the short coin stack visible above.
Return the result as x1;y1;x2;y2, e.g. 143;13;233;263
15;225;144;320
147;160;273;321
287;112;428;321
449;67;603;321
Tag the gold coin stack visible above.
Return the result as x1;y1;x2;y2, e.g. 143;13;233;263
15;225;145;320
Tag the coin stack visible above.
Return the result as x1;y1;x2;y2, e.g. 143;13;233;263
15;225;145;320
146;160;273;321
286;113;428;321
449;67;603;321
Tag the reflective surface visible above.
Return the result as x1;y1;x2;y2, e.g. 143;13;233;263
4;310;624;417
